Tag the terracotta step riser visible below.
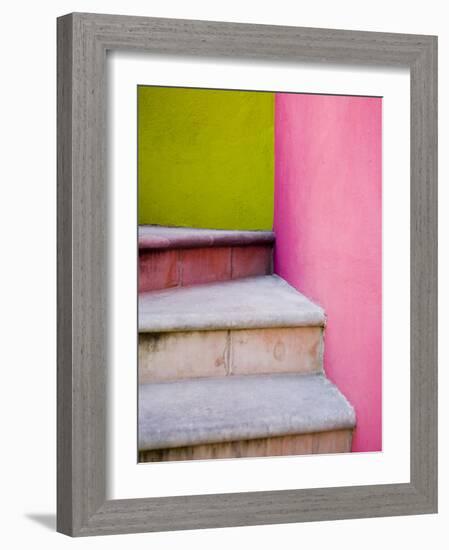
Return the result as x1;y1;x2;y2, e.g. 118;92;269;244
139;244;272;292
139;326;323;383
139;429;353;462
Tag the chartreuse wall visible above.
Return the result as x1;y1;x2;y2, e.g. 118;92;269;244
138;86;274;230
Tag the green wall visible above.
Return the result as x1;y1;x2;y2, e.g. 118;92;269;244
138;86;274;230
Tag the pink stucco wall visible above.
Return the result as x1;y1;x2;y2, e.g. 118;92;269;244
274;93;382;452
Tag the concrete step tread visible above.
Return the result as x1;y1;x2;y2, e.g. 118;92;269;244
139;225;275;250
139;275;325;333
138;373;356;451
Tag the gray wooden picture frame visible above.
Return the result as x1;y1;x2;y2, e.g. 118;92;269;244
57;12;438;537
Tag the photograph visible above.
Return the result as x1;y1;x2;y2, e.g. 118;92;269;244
137;85;382;462
0;0;440;543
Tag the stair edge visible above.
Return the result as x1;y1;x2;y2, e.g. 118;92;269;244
138;373;356;451
139;225;275;250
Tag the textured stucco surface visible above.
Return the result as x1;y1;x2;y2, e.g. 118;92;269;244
138;373;356;451
138;86;274;230
274;93;382;452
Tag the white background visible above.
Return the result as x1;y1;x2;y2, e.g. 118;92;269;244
0;1;445;548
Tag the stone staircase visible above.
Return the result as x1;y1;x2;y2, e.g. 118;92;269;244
138;225;356;462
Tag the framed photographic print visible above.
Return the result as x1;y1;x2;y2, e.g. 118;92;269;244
57;12;437;536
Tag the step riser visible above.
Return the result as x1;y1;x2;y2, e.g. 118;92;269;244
139;244;272;292
139;429;353;462
139;326;323;383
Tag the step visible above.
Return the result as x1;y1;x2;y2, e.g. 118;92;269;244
138;373;356;460
138;276;326;382
139;430;354;462
139;275;325;333
139;225;275;292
